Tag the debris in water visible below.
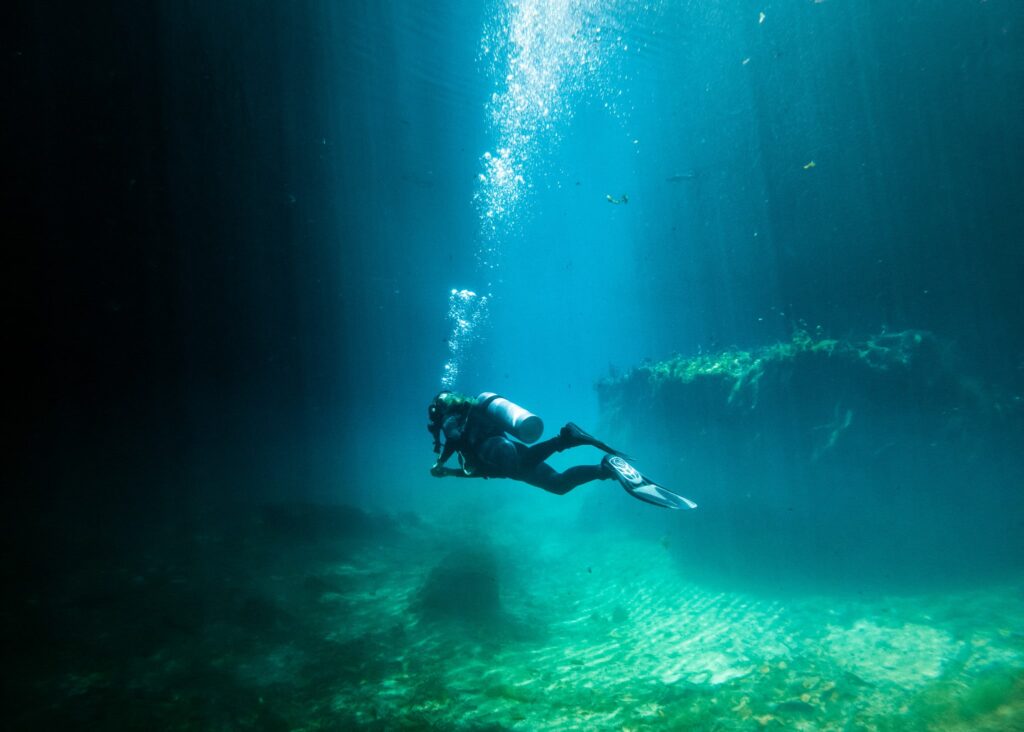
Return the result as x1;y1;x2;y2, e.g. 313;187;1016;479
606;193;629;205
803;161;816;170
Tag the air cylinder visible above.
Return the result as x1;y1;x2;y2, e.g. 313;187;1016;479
477;392;544;443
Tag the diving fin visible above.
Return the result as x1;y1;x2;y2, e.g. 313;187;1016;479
602;455;697;510
560;423;629;459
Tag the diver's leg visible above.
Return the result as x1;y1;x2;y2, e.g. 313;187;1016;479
515;438;564;469
516;425;626;471
521;463;610;496
477;436;521;476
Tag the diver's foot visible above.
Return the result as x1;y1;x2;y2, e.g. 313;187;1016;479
559;422;593;447
599;454;616;480
560;423;628;458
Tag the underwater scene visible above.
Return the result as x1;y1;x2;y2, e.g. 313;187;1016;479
11;0;1024;730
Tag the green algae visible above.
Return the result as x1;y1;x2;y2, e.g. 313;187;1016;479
598;328;1021;424
600;329;942;405
905;668;1024;731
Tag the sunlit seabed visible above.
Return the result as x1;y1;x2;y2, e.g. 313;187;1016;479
40;505;1023;730
329;534;1024;730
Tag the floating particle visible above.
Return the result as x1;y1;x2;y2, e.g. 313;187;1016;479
759;11;766;24
803;160;816;170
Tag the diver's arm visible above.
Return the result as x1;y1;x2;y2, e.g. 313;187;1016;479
437;442;456;465
431;451;479;478
432;414;468;476
435;466;472;478
430;442;456;476
431;462;469;478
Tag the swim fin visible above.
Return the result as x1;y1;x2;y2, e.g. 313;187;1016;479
602;455;698;510
559;423;629;459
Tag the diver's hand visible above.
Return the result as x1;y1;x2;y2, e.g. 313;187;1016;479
430;463;445;478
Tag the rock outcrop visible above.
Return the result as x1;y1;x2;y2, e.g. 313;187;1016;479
596;330;1024;585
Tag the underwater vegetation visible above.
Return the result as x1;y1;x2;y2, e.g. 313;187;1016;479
598;329;1016;417
596;330;1024;586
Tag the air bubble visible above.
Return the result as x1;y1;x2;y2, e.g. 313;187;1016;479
443;0;633;388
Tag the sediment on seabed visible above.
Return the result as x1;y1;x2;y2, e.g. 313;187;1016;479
10;500;1024;731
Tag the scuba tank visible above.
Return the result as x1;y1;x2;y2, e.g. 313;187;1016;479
476;392;544;443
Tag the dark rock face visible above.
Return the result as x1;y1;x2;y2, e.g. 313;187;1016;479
415;548;502;624
596;330;1024;587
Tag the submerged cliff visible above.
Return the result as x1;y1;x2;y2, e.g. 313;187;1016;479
596;330;1024;585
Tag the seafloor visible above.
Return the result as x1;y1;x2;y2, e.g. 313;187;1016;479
13;501;1024;731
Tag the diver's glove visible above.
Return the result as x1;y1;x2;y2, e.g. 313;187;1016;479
430;463;445;478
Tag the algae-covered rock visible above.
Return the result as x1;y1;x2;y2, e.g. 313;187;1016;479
414;547;502;624
596;330;1024;585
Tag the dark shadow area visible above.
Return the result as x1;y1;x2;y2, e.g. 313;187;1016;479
411;542;547;648
3;500;404;730
416;546;503;623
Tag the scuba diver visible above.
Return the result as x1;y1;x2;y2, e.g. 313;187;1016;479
427;391;625;495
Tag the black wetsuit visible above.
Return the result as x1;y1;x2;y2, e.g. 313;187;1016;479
437;411;607;495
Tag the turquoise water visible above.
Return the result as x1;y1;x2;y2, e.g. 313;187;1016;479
12;0;1024;729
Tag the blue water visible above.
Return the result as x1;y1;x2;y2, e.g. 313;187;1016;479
330;0;1023;513
13;0;1024;728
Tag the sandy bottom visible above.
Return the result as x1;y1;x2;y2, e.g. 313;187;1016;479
329;532;1023;730
20;504;1024;731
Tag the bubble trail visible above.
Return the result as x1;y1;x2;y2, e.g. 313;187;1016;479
475;0;612;258
441;289;490;389
440;0;633;389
